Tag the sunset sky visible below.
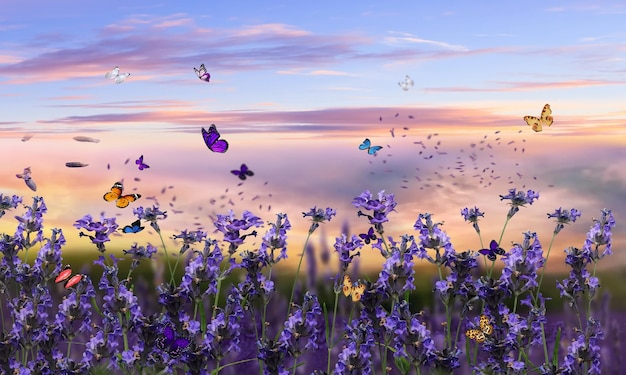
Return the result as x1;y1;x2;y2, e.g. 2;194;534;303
1;0;626;275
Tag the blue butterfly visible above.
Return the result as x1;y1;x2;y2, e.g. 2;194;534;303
120;219;144;234
157;325;190;357
478;240;505;261
359;227;377;244
359;138;383;155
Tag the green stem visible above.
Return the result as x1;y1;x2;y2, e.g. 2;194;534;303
535;232;557;302
157;230;175;286
286;231;313;320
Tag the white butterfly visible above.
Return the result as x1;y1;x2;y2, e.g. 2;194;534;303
524;104;553;132
104;66;130;84
398;75;414;91
16;167;37;192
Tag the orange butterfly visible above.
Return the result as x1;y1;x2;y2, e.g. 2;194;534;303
103;182;141;208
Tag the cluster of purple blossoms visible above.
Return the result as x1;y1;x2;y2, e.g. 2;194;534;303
547;207;582;235
499;188;540;219
214;210;263;255
375;235;418;299
259;213;291;265
133;205;168;232
302;206;336;234
0;194;22;219
74;213;119;253
460;206;485;234
333;234;363;274
352;190;397;234
14;196;47;251
562;317;604;374
334;319;375;375
180;239;225;302
414;213;453;265
500;231;545;295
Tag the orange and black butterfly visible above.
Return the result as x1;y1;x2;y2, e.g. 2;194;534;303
103;182;141;208
465;314;494;343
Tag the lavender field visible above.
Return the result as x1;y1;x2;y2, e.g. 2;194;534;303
0;189;622;374
3;1;626;374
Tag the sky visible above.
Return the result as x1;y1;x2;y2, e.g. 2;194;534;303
1;0;626;275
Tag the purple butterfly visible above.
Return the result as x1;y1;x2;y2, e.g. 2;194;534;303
157;325;190;357
194;63;210;82
231;164;254;180
202;124;229;153
359;227;377;245
135;155;149;170
478;240;505;261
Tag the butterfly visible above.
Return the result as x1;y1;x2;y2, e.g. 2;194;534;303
342;275;366;302
201;124;229;153
478;240;506;261
359;138;383;155
16;167;37;192
398;75;414;91
524;104;553;132
194;63;211;82
231;164;254;180
121;219;144;234
54;265;84;289
135;155;150;170
157;325;190;357
465;314;493;343
104;66;130;84
103;182;141;208
359;227;377;245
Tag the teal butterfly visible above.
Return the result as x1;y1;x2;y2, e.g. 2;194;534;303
359;138;383;155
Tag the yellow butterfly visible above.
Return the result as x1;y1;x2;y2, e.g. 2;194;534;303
524;104;553;132
342;275;366;302
465;314;493;343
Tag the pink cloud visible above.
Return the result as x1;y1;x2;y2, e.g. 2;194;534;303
425;79;626;93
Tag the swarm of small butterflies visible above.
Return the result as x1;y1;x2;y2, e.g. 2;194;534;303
524;104;553;132
465;314;494;343
342;275;366;302
103;182;141;208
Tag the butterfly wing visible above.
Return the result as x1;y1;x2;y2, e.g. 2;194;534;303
116;193;140;209
104;182;123;202
479;315;493;335
105;67;119;79
202;125;229;153
359;138;371;150
524;116;542;132
541;104;553;127
342;275;352;297
161;325;175;347
368;145;383;155
351;284;366;302
122;219;144;233
241;164;254;177
55;265;72;283
465;329;486;343
24;178;37;192
114;73;130;84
